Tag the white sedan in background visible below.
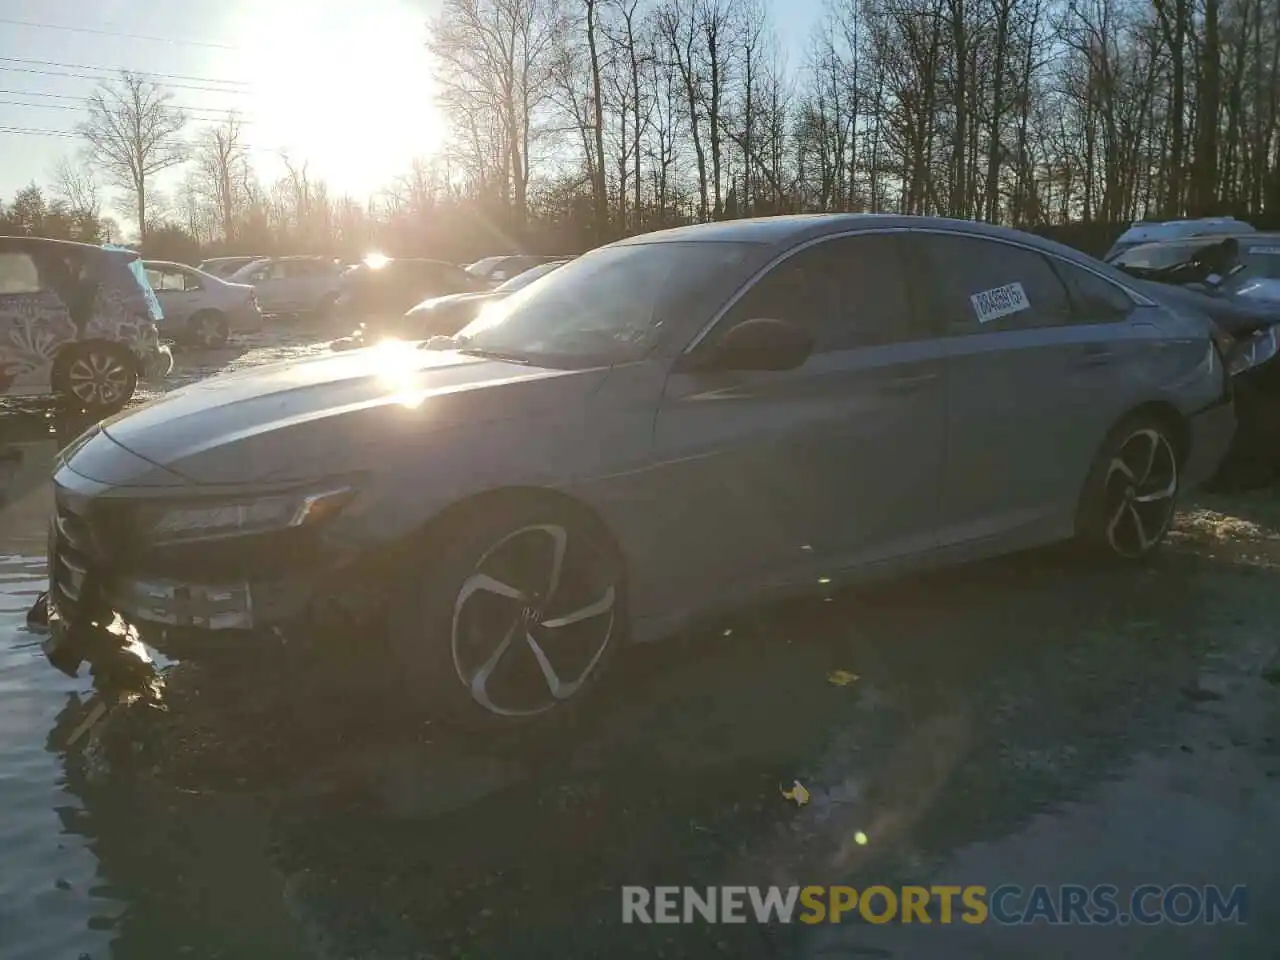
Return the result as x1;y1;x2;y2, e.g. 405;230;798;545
144;260;262;346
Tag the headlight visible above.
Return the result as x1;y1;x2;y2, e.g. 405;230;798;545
1229;327;1279;375
136;485;355;544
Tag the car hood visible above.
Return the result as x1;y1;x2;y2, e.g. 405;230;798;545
92;345;610;485
406;291;499;315
1136;280;1280;335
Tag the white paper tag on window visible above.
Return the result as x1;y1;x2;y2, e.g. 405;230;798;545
1247;246;1280;256
970;282;1030;324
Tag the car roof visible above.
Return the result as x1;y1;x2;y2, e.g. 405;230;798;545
609;214;1091;259
143;259;196;269
0;235;126;254
1111;218;1255;246
1122;231;1280;254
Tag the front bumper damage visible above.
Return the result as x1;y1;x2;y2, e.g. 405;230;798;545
41;475;389;673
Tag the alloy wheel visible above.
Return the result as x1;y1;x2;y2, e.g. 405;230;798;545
1103;428;1178;558
67;351;131;407
451;523;616;717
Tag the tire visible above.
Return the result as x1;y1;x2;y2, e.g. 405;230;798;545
51;342;138;415
386;496;625;729
1076;413;1181;560
188;310;229;347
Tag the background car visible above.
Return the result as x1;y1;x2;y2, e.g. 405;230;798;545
398;258;572;340
333;257;487;334
0;235;171;413
144;260;262;346
43;216;1234;731
1104;217;1255;263
196;255;266;279
227;255;345;317
1112;234;1280;481
464;254;572;287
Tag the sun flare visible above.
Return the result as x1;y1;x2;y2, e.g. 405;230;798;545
233;0;445;196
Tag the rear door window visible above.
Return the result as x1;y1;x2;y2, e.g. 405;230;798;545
910;233;1074;334
0;252;41;294
1052;261;1135;323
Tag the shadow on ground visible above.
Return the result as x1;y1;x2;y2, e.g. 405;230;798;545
39;494;1280;959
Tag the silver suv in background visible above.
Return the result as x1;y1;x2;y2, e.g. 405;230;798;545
227;255;345;316
0;236;171;413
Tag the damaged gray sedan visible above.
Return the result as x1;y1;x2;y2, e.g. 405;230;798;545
44;215;1235;725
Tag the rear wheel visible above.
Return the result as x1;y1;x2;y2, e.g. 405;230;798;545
188;309;229;347
1077;415;1181;560
52;343;138;415
387;497;623;728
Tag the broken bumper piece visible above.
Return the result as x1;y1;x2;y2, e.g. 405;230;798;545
115;578;256;630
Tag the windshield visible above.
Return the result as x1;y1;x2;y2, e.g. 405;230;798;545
494;260;566;293
448;241;754;366
1113;237;1280;296
1111;241;1209;273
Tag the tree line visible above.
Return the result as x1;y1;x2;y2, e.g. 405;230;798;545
2;0;1278;263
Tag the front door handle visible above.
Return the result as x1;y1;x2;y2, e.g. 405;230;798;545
1076;345;1115;366
883;371;940;394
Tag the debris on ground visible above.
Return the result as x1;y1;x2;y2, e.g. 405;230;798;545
826;669;860;687
780;780;810;806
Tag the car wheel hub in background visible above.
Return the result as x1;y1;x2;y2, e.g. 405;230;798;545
1104;428;1178;558
451;523;616;717
67;353;130;406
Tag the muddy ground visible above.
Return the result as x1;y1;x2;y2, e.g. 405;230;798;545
3;330;1279;959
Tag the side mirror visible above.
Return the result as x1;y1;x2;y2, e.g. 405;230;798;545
690;317;813;372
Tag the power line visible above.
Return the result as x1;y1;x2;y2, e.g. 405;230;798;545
0;87;250;119
0;63;252;95
0;57;249;89
0;17;240;51
0;98;254;125
0;124;268;152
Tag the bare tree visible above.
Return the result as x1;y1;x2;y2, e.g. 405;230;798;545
78;71;187;242
429;0;563;229
194;115;250;244
51;156;101;219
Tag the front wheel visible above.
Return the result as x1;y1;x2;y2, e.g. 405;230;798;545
387;497;624;727
1077;416;1181;560
51;343;138;415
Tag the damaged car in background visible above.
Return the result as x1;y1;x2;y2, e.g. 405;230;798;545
393;258;573;343
39;215;1235;727
1;236;172;413
1111;233;1280;481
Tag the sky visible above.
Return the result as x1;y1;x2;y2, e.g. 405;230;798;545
0;0;819;227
